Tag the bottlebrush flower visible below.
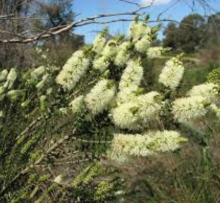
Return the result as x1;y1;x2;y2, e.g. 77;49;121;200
85;79;116;116
210;104;220;119
116;85;139;105
93;56;110;73
102;40;117;59
188;83;219;102
7;90;23;101
110;102;141;130
135;36;152;53
110;130;187;158
69;95;85;114
147;47;168;59
159;56;184;90
56;50;90;91
92;33;106;54
129;21;152;42
114;41;131;67
172;96;210;123
119;60;143;91
137;91;162;120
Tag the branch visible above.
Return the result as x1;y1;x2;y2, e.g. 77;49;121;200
118;0;141;7
0;2;150;44
76;18;197;28
0;14;14;19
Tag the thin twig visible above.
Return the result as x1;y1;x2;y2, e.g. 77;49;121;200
118;0;141;7
0;1;151;44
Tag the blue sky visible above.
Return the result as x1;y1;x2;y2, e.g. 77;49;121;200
72;0;220;43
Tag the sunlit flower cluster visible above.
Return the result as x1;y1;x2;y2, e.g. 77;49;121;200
116;86;139;105
56;50;90;91
172;96;210;123
111;57;164;129
114;42;131;67
102;40;117;59
147;47;167;59
92;33;106;54
129;21;151;42
111;91;163;130
135;36;152;53
85;79;116;116
119;60;143;91
93;56;110;72
159;56;184;89
137;91;162;121
92;39;117;72
188;83;219;102
129;21;153;53
111;131;187;158
111;102;141;130
69;95;85;114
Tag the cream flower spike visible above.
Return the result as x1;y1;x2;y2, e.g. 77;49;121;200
56;50;90;91
92;33;106;54
114;41;131;67
116;85;139;105
147;47;169;59
102;39;117;59
135;36;152;53
111;102;141;130
110;131;187;158
69;95;85;114
85;79;116;116
159;55;184;90
93;56;110;73
138;91;162;120
188;83;219;102
172;96;210;123
129;21;152;42
119;59;143;91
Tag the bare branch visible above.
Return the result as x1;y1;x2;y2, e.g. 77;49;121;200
0;14;14;19
118;0;141;7
76;18;196;28
0;1;151;44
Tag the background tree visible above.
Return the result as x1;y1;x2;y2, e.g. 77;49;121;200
0;0;84;69
0;0;36;69
163;22;179;51
33;0;84;67
178;14;206;52
204;12;220;46
163;14;206;53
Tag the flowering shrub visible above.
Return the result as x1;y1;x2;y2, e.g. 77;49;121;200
0;20;220;202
